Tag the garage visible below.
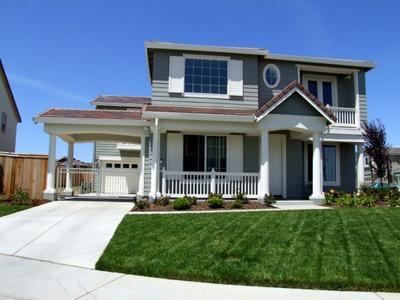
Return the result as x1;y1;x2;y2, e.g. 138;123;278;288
101;160;139;195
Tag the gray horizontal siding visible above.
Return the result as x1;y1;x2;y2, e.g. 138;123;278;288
94;142;140;159
358;71;368;122
258;60;298;106
151;50;258;108
270;93;321;117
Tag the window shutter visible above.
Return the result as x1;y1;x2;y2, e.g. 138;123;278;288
228;60;243;96
167;133;183;171
227;135;243;172
168;56;185;93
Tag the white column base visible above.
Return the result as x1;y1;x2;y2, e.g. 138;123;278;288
309;193;325;205
63;188;73;196
43;189;57;201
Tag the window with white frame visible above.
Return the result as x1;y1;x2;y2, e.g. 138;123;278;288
183;135;227;172
263;63;280;88
303;74;337;106
306;143;340;186
184;58;228;95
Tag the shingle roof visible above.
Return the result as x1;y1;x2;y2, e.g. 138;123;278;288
36;108;142;120
90;96;151;106
254;80;337;121
145;105;255;116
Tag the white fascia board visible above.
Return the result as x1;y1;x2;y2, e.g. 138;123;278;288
116;143;141;150
296;64;360;75
34;116;148;126
267;54;375;70
255;87;335;124
145;41;268;56
142;111;255;123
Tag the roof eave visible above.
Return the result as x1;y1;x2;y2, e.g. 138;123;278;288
0;60;21;122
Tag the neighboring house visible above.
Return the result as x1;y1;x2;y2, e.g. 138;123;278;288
34;41;375;202
0;60;21;152
365;148;400;187
56;156;91;168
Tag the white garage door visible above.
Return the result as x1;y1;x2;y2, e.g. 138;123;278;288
101;161;139;195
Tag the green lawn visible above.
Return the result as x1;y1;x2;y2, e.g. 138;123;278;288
0;204;31;217
96;208;400;292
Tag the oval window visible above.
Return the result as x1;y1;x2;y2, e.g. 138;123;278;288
263;64;280;88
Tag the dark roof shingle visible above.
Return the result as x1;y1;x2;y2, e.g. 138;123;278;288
90;96;151;106
145;105;254;116
36;108;142;120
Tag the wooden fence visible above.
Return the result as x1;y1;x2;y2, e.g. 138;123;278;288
0;152;48;200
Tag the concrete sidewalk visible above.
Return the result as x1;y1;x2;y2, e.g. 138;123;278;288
0;201;132;268
0;254;399;300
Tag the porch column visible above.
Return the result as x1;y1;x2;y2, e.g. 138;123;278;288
149;119;160;202
137;134;146;198
43;133;57;201
309;132;324;203
258;130;269;200
357;143;365;191
63;142;74;195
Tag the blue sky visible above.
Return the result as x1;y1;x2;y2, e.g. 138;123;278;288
1;0;399;162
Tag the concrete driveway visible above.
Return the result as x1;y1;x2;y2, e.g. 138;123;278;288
0;200;132;268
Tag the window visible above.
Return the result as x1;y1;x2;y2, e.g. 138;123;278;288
1;112;6;133
183;135;205;172
184;58;228;95
307;143;340;185
206;136;226;172
183;135;227;172
303;75;337;106
123;164;130;169
131;164;138;169
114;163;121;168
105;163;112;168
263;64;280;88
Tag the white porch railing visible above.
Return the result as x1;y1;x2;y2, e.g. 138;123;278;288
161;168;259;198
328;106;357;126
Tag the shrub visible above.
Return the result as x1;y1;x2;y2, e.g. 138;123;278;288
389;188;400;207
0;163;3;194
207;196;224;208
12;187;29;205
233;191;248;204
0;194;8;202
185;195;197;206
324;189;339;206
264;193;276;206
156;196;170;206
172;197;191;210
354;194;375;208
336;193;355;207
208;193;222;200
137;199;149;209
230;199;243;209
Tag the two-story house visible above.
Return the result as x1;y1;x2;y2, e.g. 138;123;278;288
0;60;21;152
34;42;375;202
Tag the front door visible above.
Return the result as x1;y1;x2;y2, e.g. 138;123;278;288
269;135;285;197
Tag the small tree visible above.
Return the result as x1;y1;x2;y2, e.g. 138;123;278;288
362;119;391;185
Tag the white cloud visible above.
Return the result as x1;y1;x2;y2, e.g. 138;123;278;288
8;73;87;102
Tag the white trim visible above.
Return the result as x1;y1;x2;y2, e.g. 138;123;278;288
302;74;338;107
34;116;147;126
263;63;281;88
267;53;375;69
297;64;360;75
304;142;341;186
97;155;140;162
116;143;141;150
183;92;230;99
90;102;146;108
353;71;361;128
255;87;335;124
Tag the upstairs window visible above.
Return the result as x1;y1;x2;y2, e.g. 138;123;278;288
303;75;337;106
263;64;280;88
184;58;228;95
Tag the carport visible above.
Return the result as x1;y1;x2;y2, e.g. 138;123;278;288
34;108;149;200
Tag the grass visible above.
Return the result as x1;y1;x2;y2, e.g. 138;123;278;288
96;208;400;292
0;203;31;217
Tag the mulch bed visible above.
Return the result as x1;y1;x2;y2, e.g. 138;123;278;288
132;200;275;212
